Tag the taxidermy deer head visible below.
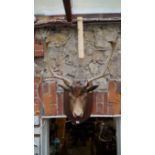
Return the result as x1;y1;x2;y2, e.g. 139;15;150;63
45;40;117;124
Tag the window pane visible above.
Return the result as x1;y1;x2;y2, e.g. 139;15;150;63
34;0;121;16
34;0;65;16
72;0;121;14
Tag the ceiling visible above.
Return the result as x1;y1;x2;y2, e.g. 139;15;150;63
34;0;121;16
34;0;121;26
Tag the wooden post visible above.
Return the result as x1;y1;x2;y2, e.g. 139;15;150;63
77;17;84;58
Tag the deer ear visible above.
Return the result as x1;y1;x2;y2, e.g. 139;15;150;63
87;85;98;92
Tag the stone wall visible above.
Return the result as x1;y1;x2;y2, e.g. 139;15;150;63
34;22;121;155
34;22;121;92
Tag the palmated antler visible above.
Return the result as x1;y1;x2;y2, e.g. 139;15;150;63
87;37;118;84
43;38;72;87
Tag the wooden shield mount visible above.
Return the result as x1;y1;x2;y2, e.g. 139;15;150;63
64;91;94;124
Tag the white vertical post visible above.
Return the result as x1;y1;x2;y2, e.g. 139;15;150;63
41;119;49;155
77;17;85;58
115;117;121;155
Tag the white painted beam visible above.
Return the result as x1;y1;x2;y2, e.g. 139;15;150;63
91;114;121;117
77;17;85;58
42;115;67;119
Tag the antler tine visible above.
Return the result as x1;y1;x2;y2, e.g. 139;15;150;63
87;37;118;84
43;38;72;87
47;63;72;87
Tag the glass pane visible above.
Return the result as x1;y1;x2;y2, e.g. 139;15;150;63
72;0;121;14
34;0;121;16
34;0;65;15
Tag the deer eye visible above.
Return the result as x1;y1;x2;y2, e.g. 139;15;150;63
80;93;87;100
69;93;76;100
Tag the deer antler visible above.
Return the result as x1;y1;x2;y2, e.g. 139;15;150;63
87;37;118;84
43;38;72;87
48;64;72;87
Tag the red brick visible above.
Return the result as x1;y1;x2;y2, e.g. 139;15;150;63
43;95;57;115
108;81;121;102
34;89;37;97
50;104;57;115
34;77;42;103
97;103;104;114
42;81;57;116
96;93;104;103
34;41;44;57
96;93;104;114
34;104;40;115
34;77;42;84
43;83;49;94
34;98;40;104
34;66;43;116
43;95;52;115
50;82;56;94
108;80;121;114
103;93;108;114
96;93;108;114
43;95;49;115
34;82;37;90
50;82;57;104
57;93;64;115
34;99;40;116
91;92;111;115
112;94;121;114
34;77;42;116
38;81;42;99
107;102;114;115
91;93;97;114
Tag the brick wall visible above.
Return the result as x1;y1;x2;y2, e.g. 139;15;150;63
34;77;42;116
34;39;44;57
42;81;57;115
34;23;121;116
34;80;121;116
92;80;121;115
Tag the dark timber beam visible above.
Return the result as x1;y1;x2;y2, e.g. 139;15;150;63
34;14;121;29
62;0;72;22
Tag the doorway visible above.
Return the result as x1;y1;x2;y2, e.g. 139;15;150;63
41;117;120;155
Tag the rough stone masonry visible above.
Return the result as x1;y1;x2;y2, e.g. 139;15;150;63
34;23;121;92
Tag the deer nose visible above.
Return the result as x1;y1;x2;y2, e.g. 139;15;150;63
73;111;83;118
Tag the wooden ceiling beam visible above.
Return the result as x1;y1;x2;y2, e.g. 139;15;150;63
34;13;121;28
62;0;72;22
